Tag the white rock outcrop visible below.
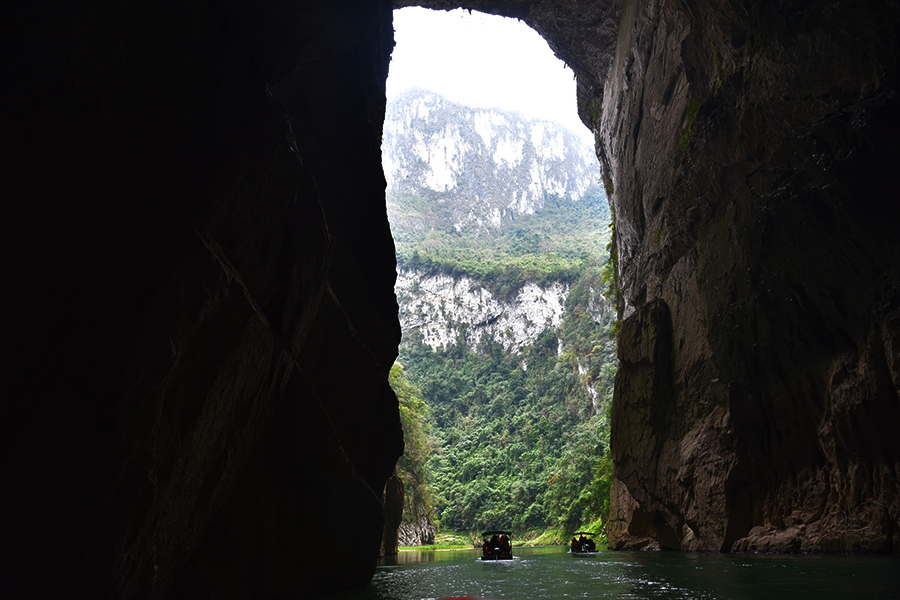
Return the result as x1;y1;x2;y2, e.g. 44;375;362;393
395;269;568;353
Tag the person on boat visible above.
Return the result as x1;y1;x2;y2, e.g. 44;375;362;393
571;536;581;552
584;537;596;552
499;535;510;553
488;534;500;550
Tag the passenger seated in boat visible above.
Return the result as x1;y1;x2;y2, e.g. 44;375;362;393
481;531;513;559
571;536;582;552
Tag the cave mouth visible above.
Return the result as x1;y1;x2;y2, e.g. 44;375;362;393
386;7;591;144
383;7;617;547
389;0;900;558
8;0;899;595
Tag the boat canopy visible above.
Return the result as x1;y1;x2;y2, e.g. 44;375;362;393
481;530;512;537
573;532;595;536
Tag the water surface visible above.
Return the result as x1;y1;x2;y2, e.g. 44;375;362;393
319;546;899;600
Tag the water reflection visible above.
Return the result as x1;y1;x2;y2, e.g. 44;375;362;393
318;547;900;600
379;546;565;566
379;548;480;565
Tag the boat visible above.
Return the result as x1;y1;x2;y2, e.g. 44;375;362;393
480;530;513;560
569;531;599;555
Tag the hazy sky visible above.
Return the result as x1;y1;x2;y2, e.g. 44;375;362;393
387;7;592;143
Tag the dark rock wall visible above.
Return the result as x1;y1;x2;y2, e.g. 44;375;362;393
403;0;900;553
5;0;401;597
598;0;900;554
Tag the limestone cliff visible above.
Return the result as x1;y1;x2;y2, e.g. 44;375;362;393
397;271;570;352
403;0;900;554
383;89;601;230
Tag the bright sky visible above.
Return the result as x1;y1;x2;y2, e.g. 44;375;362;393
387;7;592;144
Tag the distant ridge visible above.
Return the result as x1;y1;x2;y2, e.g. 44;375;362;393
382;88;602;233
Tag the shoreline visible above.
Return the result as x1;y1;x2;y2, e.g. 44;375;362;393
398;543;558;552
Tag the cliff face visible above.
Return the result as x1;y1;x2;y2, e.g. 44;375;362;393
397;271;571;352
6;1;401;597
403;0;900;553
383;89;601;230
594;0;900;554
601;0;900;553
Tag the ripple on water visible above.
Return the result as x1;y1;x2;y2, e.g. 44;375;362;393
316;548;900;600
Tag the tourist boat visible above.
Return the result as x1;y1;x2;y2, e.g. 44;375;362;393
569;531;599;555
480;530;513;560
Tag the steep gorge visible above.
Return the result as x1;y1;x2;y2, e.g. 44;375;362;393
4;0;899;598
384;89;615;539
401;0;900;553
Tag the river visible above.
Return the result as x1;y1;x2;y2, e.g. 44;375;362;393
318;546;900;600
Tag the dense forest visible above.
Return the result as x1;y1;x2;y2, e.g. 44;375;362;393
392;187;608;299
389;185;617;544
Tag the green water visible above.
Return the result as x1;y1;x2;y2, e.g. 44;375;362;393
319;546;900;600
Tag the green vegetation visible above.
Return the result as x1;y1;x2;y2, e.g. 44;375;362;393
710;40;724;90
391;189;618;544
390;363;437;536
654;227;667;244
391;186;609;299
602;174;614;196
679;97;704;151
399;531;478;551
398;310;615;541
600;205;620;339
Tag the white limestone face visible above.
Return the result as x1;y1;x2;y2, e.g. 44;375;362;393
395;269;569;353
382;89;603;230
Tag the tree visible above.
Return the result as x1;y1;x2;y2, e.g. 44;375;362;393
389;363;437;542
